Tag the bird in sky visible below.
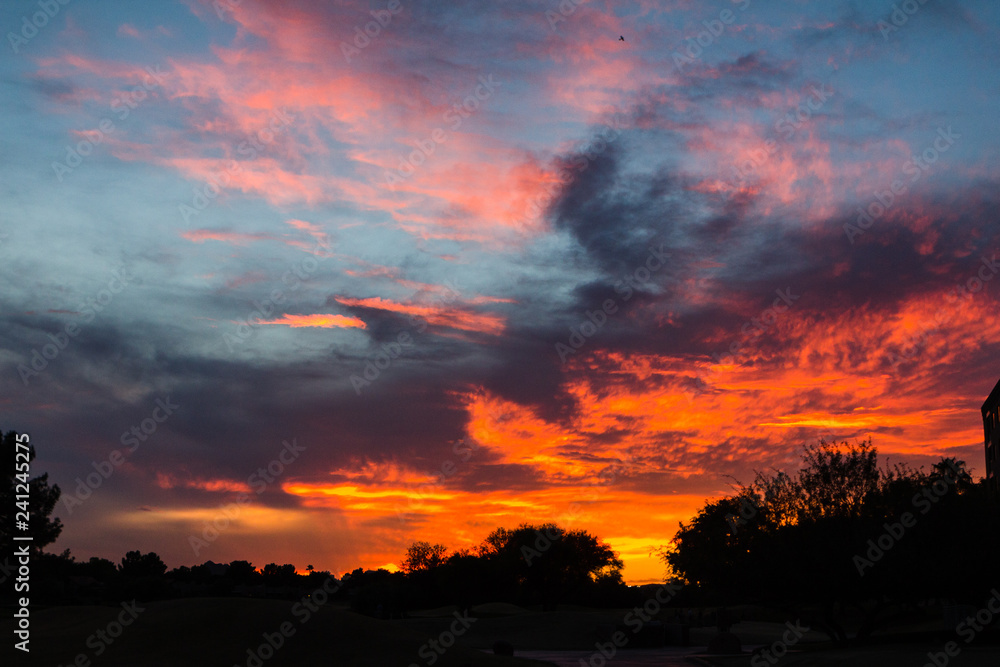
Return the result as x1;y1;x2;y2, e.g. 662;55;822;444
619;35;625;41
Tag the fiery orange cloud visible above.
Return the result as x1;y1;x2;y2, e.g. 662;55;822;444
335;296;505;336
282;273;995;579
275;386;723;582
155;473;251;494
151;278;999;584
464;392;587;475
282;472;695;584
259;313;366;329
151;273;999;584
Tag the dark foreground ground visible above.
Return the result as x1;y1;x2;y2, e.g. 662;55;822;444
5;598;1000;666
2;597;556;666
692;644;1000;666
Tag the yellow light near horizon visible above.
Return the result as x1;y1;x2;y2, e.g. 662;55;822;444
115;505;311;534
284;483;455;501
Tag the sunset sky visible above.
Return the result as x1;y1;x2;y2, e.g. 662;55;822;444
3;0;1000;584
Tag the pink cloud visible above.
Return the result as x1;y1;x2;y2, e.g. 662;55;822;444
181;230;279;245
117;24;141;39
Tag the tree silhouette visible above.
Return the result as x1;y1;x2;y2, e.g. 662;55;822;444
227;560;259;585
119;550;167;577
664;439;997;642
1;430;63;557
400;541;448;573
478;523;623;609
261;562;298;586
81;556;118;580
797;438;881;520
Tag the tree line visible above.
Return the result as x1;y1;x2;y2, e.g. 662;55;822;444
5;426;998;641
662;438;998;641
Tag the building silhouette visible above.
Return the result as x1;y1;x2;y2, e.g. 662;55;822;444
985;378;1000;495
